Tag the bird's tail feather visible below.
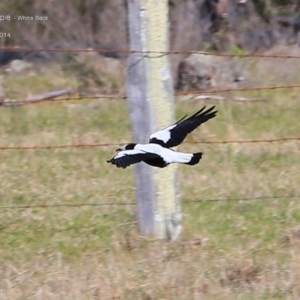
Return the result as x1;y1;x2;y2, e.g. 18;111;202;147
185;152;202;165
174;152;202;165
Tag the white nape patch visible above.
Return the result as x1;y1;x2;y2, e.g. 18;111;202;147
136;143;171;162
135;143;163;153
150;124;176;143
136;143;192;164
115;143;194;165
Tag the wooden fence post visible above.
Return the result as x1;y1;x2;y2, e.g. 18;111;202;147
126;0;181;240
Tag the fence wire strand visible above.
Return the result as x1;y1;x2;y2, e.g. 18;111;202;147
1;46;299;210
2;84;300;106
3;46;300;59
0;195;299;210
0;46;300;105
0;137;299;151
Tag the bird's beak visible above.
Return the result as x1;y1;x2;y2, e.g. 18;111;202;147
116;145;126;152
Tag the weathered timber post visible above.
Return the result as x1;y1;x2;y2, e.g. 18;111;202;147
126;0;181;240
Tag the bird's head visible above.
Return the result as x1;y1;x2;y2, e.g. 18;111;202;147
116;143;137;152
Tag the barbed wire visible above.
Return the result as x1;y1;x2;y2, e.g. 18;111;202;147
2;84;300;106
0;202;135;209
0;136;299;151
0;195;298;210
2;46;300;59
187;137;300;144
1;45;298;233
0;95;125;106
0;143;119;150
183;195;300;203
177;84;300;96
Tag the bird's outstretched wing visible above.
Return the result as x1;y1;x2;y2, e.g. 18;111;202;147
107;150;160;169
149;106;217;148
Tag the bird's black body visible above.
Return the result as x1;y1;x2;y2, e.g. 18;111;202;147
107;106;217;169
143;156;169;168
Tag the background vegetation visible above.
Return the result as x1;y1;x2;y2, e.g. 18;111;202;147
0;0;300;299
0;62;300;298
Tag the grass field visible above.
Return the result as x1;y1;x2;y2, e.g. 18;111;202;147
0;68;300;299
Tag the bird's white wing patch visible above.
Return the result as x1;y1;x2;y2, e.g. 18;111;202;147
149;124;176;144
149;106;217;148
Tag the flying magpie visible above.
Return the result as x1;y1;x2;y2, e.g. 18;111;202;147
107;106;217;169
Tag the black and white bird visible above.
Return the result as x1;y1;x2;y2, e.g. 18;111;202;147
107;106;217;169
